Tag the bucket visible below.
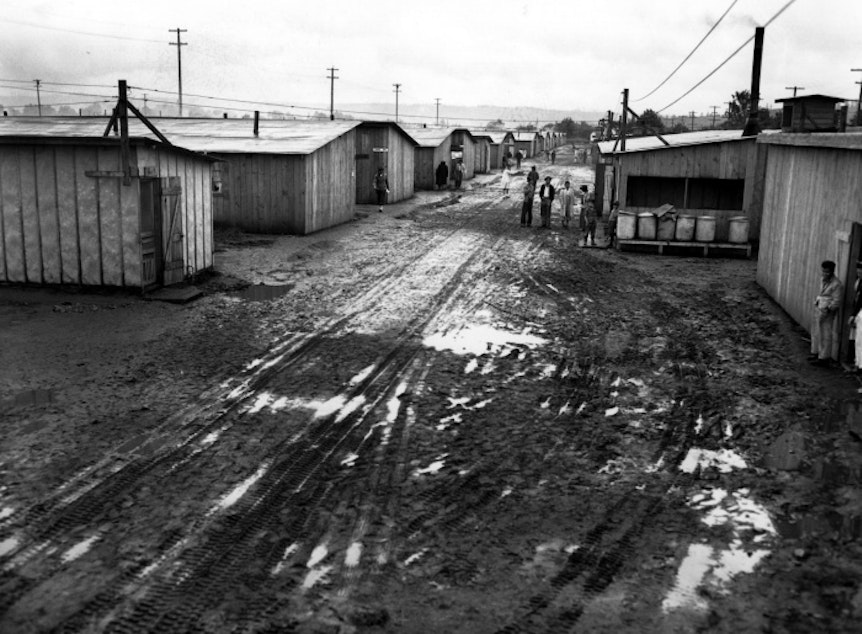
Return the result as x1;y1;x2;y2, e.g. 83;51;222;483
675;215;696;241
695;216;716;242
617;211;637;240
637;213;657;240
728;216;750;243
657;214;676;240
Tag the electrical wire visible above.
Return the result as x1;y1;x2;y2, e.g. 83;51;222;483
0;17;164;44
655;0;798;114
634;0;738;102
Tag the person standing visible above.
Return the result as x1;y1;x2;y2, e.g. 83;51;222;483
373;167;389;213
558;180;576;229
810;259;844;366
582;192;598;246
550;149;556;165
850;260;862;371
527;165;539;190
606;200;620;248
454;160;465;189
515;149;523;169
435;160;449;190
538;176;555;228
501;164;512;196
520;181;534;227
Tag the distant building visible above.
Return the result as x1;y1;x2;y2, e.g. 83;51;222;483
403;126;477;190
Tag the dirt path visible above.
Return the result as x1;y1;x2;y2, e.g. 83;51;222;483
2;149;862;633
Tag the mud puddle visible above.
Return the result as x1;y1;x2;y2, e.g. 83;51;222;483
233;284;294;302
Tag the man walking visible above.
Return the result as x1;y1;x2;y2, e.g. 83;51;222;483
582;191;598;246
515;150;523;169
454;160;465;189
373;167;389;213
810;260;844;366
539;176;555;228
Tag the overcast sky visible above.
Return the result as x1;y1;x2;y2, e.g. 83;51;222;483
1;0;859;122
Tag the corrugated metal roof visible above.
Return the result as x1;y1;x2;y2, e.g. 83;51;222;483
0;116;361;154
597;129;751;155
400;125;474;148
513;131;539;142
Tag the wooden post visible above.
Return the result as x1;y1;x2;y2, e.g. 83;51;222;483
118;80;131;186
621;89;629;152
743;27;765;136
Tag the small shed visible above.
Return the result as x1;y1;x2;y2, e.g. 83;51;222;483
405;126;476;190
756;132;862;360
596;130;768;237
487;131;516;169
776;94;846;133
468;130;493;174
512;132;536;158
0;117;214;290
150;119;360;235
354;121;417;204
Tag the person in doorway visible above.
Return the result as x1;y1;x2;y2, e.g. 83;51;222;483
515;149;523;169
435;160;449;190
606;200;620;248
810;259;844;367
538;176;555;228
501;163;512;196
558;180;576;229
373;167;389;213
520;181;535;227
454;160;465;189
850;260;862;371
550;149;556;165
582;192;598;246
527;165;539;190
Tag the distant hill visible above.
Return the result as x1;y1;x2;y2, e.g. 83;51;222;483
336;103;605;128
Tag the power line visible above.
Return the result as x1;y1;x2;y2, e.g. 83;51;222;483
634;0;738;102
656;0;798;114
0;17;164;44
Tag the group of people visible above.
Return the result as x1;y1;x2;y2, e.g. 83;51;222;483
435;160;468;190
514;165;604;245
809;258;862;372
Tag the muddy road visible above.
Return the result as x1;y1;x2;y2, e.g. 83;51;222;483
2;149;862;633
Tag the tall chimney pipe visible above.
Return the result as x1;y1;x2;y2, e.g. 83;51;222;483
253;110;259;136
743;27;765;136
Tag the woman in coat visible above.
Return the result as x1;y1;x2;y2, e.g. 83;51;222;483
435;161;449;190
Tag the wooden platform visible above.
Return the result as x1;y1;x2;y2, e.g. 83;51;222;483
616;239;752;258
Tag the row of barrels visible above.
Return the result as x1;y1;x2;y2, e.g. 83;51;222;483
617;212;750;244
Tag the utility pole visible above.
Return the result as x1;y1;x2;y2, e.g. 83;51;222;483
742;26;765;136
620;89;629;151
327;66;339;120
710;106;719;129
689;111;696;131
393;83;401;123
169;27;187;116
784;85;804;97
852;69;862;126
434;97;441;125
34;79;42;116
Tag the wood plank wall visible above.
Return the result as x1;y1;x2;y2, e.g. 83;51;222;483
212;153;306;233
306;131;356;234
473;139;491;174
415;137;453;190
355;127;415;204
0;143;143;287
614;139;761;242
757;144;862;338
138;147;214;275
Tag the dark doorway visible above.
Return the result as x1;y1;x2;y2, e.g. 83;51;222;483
140;178;163;289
